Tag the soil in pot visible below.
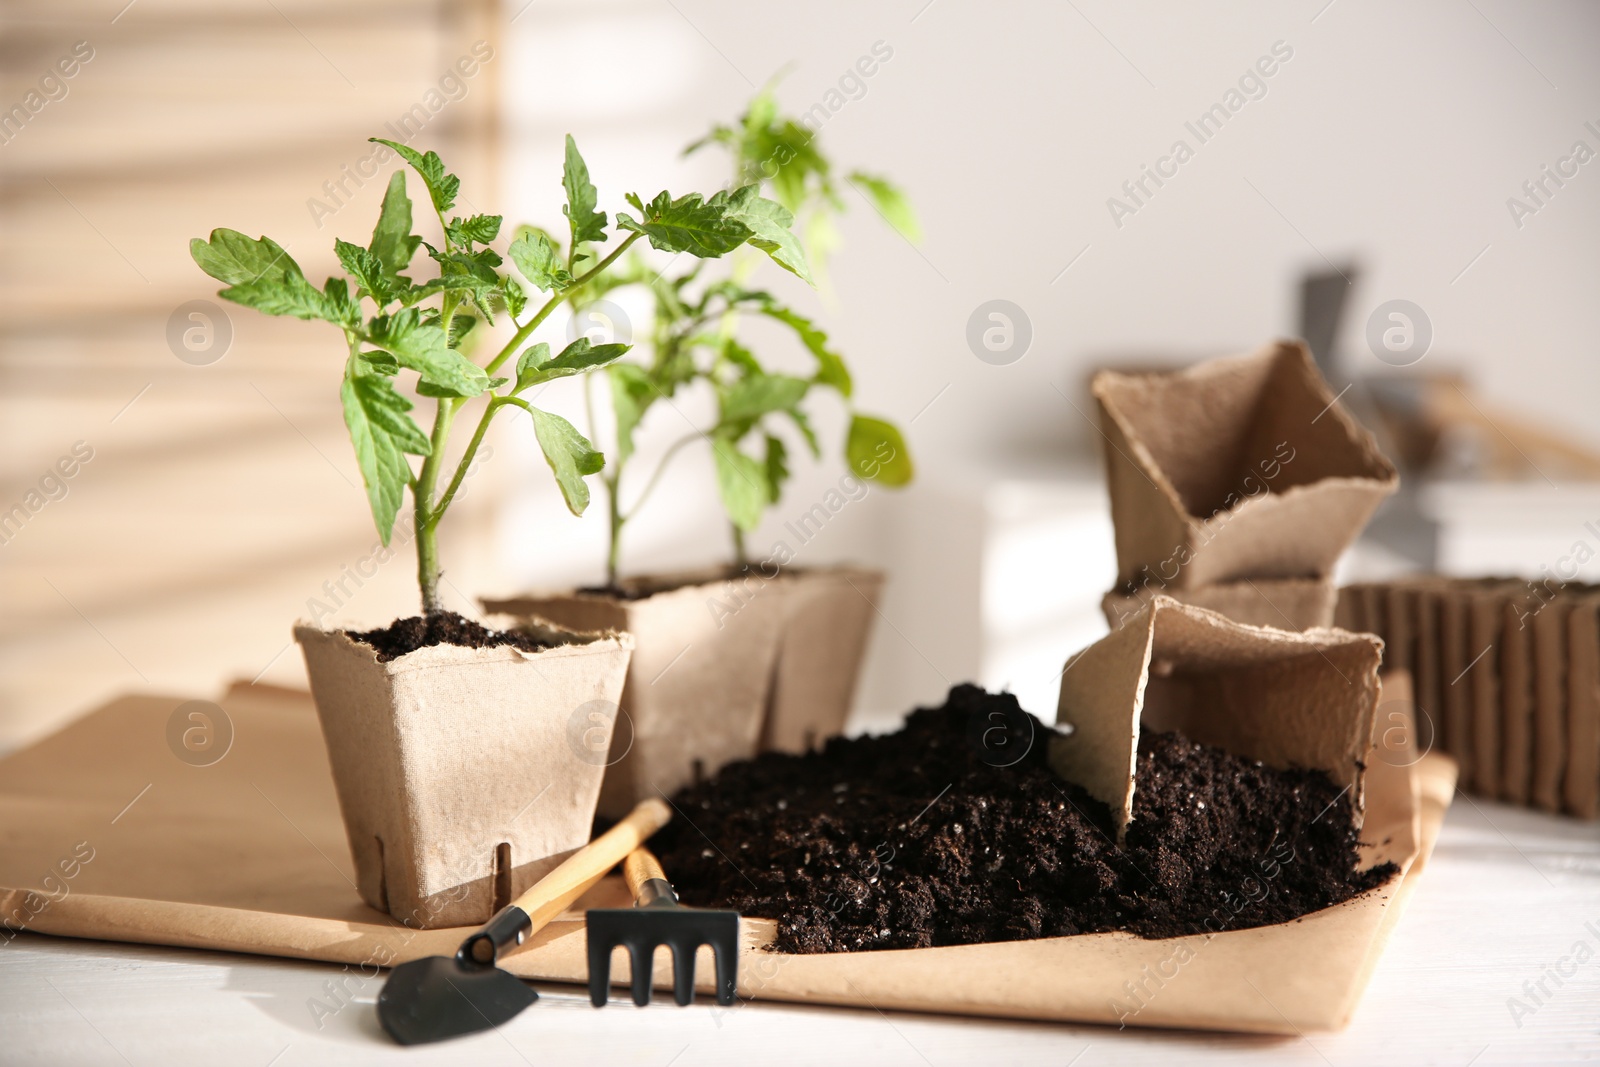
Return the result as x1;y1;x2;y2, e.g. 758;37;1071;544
349;611;550;662
575;564;759;602
651;683;1397;953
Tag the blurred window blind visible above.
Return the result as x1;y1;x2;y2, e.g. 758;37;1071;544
0;0;501;749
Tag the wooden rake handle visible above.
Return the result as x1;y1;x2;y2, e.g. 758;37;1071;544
622;847;676;907
512;797;673;929
463;797;672;966
622;848;667;894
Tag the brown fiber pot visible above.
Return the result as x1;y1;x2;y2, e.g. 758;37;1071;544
761;566;884;754
294;617;632;928
1093;340;1397;590
1051;595;1382;841
484;566;791;816
1101;576;1336;633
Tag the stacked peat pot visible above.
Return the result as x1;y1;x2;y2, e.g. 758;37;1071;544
1095;340;1398;633
484;565;884;815
1039;338;1401;947
1053;594;1384;840
1335;576;1600;820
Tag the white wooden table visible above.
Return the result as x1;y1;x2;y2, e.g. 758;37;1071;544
4;796;1596;1067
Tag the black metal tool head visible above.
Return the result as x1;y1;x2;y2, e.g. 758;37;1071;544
587;894;739;1007
377;905;538;1045
377;953;537;1045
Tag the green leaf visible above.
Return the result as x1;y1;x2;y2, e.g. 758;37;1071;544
447;312;476;349
219;273;334;321
364;309;488;397
609;362;656;466
335;238;393;304
548;337;630;373
745;119;828;213
359;350;400;375
189;230;341;323
719;372;809;426
340;367;429;544
616;190;752;257
848;171;921;242
500;275;527;318
756;303;852;397
527;406;604;515
722;185;813;285
562;134;609;246
719;337;763;376
508;231;573;292
396;273;498;308
370;138;460;215
743;88;779;140
516;337;629;392
429;243;503;281
369;171;422;281
762;432;789;504
785;405;821;458
712;437;768;532
847;414;913;487
190;228;296;286
446;214;502;246
321;276;359;326
419;242;503;322
513;342;551;388
682;122;738;159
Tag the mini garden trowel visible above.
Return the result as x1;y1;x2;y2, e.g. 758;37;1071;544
377;797;672;1045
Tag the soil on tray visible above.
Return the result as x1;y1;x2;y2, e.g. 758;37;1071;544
348;611;549;662
651;683;1397;953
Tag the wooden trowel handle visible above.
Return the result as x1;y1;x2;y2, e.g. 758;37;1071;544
512;797;673;931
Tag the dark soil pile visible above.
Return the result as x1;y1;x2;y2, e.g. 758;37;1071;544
652;684;1396;953
349;611;548;662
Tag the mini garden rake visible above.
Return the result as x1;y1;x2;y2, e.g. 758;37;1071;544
586;847;739;1006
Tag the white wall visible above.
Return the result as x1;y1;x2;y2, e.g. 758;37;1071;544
492;0;1600;719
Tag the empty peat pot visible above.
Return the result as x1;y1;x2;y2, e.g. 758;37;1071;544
1093;339;1397;590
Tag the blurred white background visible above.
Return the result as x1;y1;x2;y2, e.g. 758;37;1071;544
3;0;1598;747
495;0;1600;724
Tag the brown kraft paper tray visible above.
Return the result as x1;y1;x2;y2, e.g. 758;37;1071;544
0;682;1454;1034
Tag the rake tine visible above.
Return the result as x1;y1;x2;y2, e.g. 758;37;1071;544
586;934;613;1007
711;937;736;1005
585;848;740;1009
629;942;653;1006
671;940;696;1006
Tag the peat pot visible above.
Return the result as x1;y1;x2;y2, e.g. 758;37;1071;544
1093;340;1397;590
485;567;792;816
294;617;632;928
762;566;884;755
